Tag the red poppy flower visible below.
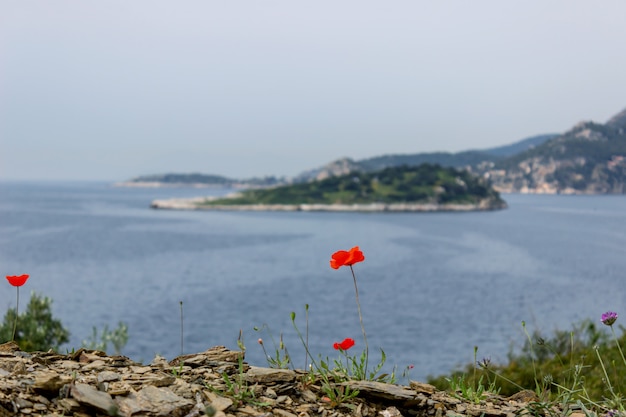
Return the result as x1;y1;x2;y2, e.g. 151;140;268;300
333;337;355;351
6;274;29;287
330;246;365;269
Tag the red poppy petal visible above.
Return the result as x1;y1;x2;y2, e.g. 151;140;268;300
345;247;365;265
330;250;350;269
333;342;340;350
6;274;29;287
340;338;355;350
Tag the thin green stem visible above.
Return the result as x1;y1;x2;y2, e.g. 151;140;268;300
594;345;616;398
179;301;184;356
521;321;540;393
305;304;309;371
291;311;320;372
610;325;626;368
484;367;525;391
473;346;478;393
349;265;368;377
11;287;20;341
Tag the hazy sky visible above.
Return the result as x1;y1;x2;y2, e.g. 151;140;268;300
1;2;625;181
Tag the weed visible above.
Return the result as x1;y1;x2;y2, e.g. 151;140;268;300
81;321;129;355
429;315;626;415
447;373;499;404
253;324;292;369
206;330;270;408
171;361;185;378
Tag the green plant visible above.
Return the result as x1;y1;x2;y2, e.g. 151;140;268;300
253;324;292;369
330;246;369;376
251;245;396;399
289;309;360;407
332;345;396;383
428;316;626;415
447;373;499;404
171;361;185;378
521;320;548;398
208;330;269;408
319;381;359;409
445;347;501;404
0;291;70;351
81;321;129;355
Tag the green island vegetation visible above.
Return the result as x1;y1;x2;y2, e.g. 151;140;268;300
200;164;504;207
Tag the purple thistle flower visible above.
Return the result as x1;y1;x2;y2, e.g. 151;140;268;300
478;357;491;369
601;311;618;326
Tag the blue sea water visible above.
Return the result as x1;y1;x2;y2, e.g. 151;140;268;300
1;181;625;382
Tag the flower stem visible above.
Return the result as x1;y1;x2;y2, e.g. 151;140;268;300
349;265;368;377
610;325;626;368
179;301;184;356
594;345;617;398
305;304;309;371
12;287;19;341
291;311;320;372
521;321;540;394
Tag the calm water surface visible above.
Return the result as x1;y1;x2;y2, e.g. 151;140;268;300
1;181;625;381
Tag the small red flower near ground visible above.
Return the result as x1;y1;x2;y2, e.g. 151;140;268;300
333;338;355;351
6;274;29;287
330;246;365;269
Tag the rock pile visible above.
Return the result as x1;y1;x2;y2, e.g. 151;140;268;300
0;342;549;417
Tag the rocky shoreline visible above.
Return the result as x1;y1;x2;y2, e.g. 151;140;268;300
0;342;555;417
149;198;507;212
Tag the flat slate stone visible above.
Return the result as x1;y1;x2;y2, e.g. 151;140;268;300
71;383;119;416
245;366;297;383
348;380;418;400
116;385;194;417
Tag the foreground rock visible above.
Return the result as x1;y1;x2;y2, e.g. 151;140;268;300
0;343;550;417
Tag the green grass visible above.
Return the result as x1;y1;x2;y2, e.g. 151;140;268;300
427;319;626;415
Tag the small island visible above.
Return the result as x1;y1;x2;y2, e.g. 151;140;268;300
150;164;507;212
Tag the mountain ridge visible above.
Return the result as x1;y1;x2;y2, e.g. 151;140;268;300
122;106;626;195
483;111;626;194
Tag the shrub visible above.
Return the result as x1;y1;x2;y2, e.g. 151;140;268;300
0;291;70;351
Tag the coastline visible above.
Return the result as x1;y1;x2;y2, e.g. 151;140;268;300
150;197;507;212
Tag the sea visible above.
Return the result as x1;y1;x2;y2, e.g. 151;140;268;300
1;181;625;382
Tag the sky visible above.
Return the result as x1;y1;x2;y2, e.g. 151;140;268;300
1;2;626;181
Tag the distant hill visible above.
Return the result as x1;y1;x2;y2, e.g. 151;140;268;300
606;107;626;129
483;111;626;194
358;150;498;172
481;134;559;157
298;107;626;195
124;173;236;185
293;133;557;183
118;173;284;188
